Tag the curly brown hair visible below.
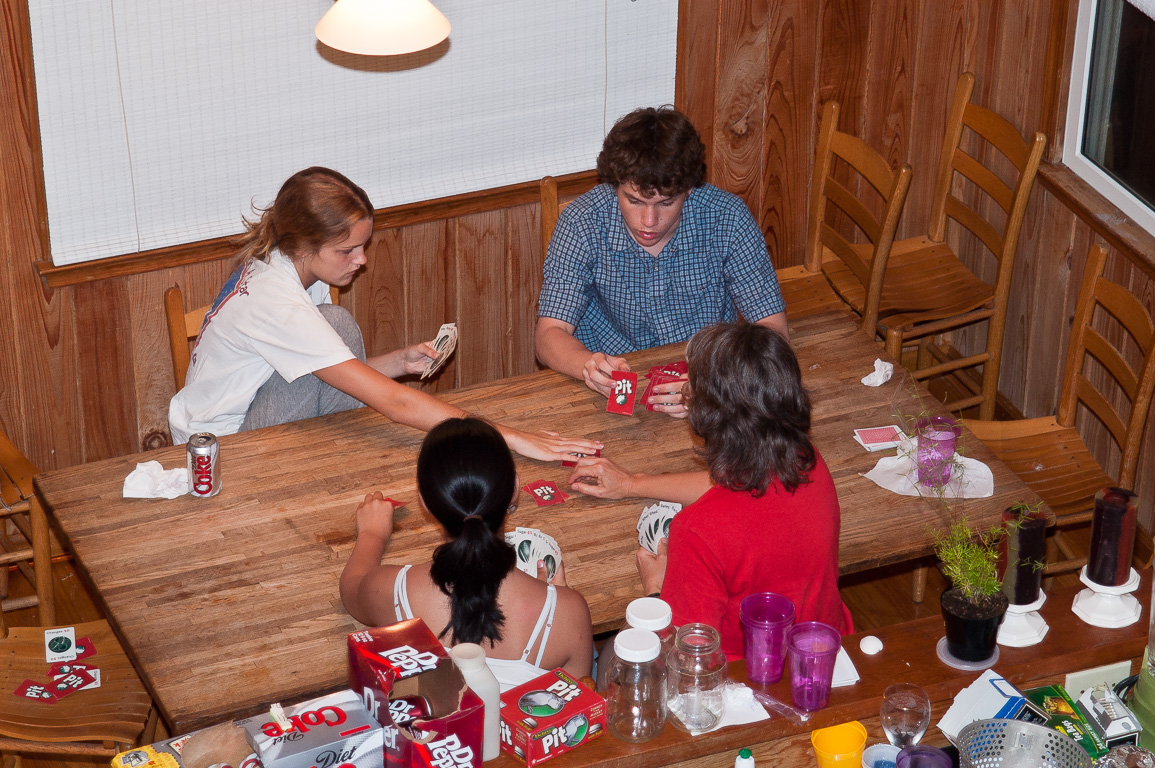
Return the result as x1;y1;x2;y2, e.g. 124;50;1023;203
596;106;706;196
686;322;815;495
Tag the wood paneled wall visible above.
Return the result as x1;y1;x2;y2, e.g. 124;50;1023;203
3;0;1153;524
676;0;1155;524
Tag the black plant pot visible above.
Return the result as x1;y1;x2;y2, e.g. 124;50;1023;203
941;588;1009;662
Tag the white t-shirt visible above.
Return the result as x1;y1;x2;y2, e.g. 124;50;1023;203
168;250;355;444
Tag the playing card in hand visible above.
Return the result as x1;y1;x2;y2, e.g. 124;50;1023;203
505;527;562;581
636;501;681;554
421;323;458;379
606;371;639;415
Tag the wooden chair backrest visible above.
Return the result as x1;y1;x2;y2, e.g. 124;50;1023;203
166;282;340;390
927;72;1047;281
804;100;912;334
540;175;575;260
0;426;54;629
1056;244;1155;488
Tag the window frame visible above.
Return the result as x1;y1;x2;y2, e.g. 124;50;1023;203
1063;0;1155;236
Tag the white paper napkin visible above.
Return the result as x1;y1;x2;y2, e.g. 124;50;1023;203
861;358;894;387
693;681;771;734
832;646;860;687
863;435;994;498
123;461;189;499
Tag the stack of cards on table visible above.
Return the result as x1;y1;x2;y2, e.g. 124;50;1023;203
522;480;568;507
606;371;639;415
852;425;904;452
421;323;458;379
637;501;682;554
641;361;688;412
505;527;562;582
14;627;100;704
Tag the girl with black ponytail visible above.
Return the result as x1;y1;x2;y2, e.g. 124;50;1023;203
340;418;594;689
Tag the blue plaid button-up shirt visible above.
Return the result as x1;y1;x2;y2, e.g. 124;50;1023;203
538;183;784;355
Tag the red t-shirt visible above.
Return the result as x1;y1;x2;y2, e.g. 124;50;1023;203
661;451;853;660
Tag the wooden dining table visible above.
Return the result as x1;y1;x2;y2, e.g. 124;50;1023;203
37;308;1044;733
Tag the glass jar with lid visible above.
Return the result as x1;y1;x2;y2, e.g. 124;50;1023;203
605;628;667;742
665;622;728;732
626;597;676;661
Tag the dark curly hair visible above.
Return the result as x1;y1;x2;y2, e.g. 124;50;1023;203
417;418;518;645
686;323;815;495
596;106;706;196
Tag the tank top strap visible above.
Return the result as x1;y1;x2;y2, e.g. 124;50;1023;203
520;584;558;667
392;564;414;622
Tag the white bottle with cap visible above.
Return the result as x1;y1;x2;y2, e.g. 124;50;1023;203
449;643;501;761
734;747;755;767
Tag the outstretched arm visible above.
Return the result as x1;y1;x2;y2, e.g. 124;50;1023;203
535;318;630;398
339;492;401;626
568;456;712;506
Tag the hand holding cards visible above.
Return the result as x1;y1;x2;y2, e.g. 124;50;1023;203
641;361;688;412
421;323;457;379
505;527;562;582
637;501;681;554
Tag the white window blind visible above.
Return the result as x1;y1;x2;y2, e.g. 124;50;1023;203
29;1;677;265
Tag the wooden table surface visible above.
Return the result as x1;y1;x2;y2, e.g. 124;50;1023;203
37;308;1044;733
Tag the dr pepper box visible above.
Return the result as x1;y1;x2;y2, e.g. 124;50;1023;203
348;619;484;768
236;689;384;768
499;669;605;766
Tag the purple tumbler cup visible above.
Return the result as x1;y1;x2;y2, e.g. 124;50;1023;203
786;621;841;711
739;593;795;684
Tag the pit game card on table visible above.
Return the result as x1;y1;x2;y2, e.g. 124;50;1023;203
44;627;76;664
606;371;638;415
49;668;98;699
14;680;58;703
522;480;568;507
852;425;904;452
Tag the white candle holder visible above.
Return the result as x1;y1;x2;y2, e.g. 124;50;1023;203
1071;566;1142;628
997;592;1049;647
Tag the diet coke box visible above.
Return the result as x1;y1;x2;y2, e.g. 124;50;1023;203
498;669;605;766
348;619;484;768
236;689;383;768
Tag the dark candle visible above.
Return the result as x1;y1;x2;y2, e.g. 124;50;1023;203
1087;487;1138;587
1000;506;1047;605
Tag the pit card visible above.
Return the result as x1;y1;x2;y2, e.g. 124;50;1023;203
852;425;904;452
561;448;601;468
49;668;98;699
421;323;458;380
504;527;562;581
636;501;682;554
522;480;568;507
382;498;408;508
14;680;58;704
72;636;96;661
52;665;101;691
606;371;639;415
641;371;686;412
44;627;76;664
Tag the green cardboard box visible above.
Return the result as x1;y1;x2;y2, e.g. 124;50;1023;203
1024;684;1109;759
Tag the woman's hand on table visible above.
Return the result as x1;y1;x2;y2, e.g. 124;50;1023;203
537;558;568;587
582;353;630;398
354;491;396;540
646;378;689;419
501;428;603;463
636;538;668;595
568;456;637;498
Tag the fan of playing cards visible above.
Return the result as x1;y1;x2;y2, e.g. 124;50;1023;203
505;527;563;582
421;323;458;379
637;501;681;554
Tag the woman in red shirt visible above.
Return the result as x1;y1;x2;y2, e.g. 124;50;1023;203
570;322;852;659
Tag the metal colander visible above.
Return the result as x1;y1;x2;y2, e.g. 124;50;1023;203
956;719;1092;768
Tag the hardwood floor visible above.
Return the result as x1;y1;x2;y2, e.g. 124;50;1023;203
10;525;1095;768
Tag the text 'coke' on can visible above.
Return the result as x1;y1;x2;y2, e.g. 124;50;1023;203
187;432;222;497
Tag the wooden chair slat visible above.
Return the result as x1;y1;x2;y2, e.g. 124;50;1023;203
951;148;1015;212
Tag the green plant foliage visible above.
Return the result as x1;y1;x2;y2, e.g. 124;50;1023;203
932;517;1004;599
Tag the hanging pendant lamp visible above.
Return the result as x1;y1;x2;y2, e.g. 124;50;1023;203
316;0;451;56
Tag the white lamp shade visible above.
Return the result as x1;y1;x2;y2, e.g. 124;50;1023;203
316;0;451;56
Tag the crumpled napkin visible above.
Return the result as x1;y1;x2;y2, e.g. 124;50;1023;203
123;460;189;499
692;681;770;735
864;434;993;498
861;358;894;387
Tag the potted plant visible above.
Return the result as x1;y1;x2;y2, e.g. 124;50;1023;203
933;517;1009;661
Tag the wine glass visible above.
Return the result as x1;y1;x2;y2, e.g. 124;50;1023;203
880;683;931;747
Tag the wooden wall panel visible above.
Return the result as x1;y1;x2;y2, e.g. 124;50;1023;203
358;227;406;363
72;279;137;462
817;0;871;136
454;211;507;387
403;221;456;393
128;267;183;450
506;203;542;377
675;0;719;163
862;0;917;180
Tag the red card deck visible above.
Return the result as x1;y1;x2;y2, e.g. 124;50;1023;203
522;481;568;507
641;361;688;412
560;449;600;468
606;371;638;415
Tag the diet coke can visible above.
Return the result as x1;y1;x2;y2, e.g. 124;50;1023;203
186;432;221;497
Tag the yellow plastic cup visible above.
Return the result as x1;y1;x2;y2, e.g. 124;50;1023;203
811;721;868;767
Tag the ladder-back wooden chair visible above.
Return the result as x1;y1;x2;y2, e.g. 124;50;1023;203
540;175;576;260
820;72;1046;420
166;283;340;390
0;430;55;626
965;243;1155;575
804;100;912;337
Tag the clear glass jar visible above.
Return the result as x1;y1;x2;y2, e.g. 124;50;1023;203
665;623;728;732
626;597;676;662
605;628;667;742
